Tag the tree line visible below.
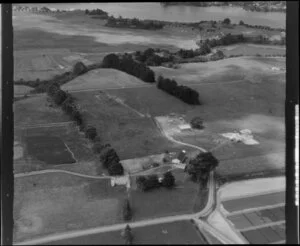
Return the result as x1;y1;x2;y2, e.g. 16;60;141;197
106;15;165;30
102;53;156;83
157;76;200;105
136;171;175;191
46;83;124;176
85;8;109;18
134;48;174;66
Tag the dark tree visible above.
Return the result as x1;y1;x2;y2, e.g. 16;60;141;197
123;198;132;221
85;126;97;140
190;117;204;129
100;146;120;169
223;18;231;25
102;53;120;68
239;20;245;25
122;225;133;245
107;160;124;176
53;89;68;105
73;61;87;76
161;171;175;188
185;152;219;187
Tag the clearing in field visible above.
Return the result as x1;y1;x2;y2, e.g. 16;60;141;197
62;68;151;91
25;135;76;165
14;174;126;243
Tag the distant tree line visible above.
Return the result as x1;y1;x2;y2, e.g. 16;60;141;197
102;53;155;82
134;48;174;66
157;76;200;105
85;8;109;18
106;15;165;30
46;83;124;176
136;171;175;191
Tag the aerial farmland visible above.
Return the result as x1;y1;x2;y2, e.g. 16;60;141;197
11;2;287;245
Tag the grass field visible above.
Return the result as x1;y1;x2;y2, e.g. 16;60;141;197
14;174;126;243
14;94;70;127
25;135;76;164
218;44;286;57
62;68;151;91
45;220;206;245
72;90;183;160
14;124;98;175
129;169;206;220
14;85;33;96
151;56;285;85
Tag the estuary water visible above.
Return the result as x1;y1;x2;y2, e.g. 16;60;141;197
22;3;285;28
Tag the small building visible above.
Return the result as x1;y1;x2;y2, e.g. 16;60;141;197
178;124;191;131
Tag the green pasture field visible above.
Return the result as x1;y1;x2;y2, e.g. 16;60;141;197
25;135;76;164
14;175;126;243
14;94;70;127
45;220;206;245
14;124;98;175
219;44;286;57
14;85;33;96
72;90;183;160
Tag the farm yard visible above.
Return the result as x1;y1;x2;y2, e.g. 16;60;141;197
13;173;127;243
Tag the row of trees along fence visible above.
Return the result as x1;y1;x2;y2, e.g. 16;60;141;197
102;53;155;83
157;76;200;105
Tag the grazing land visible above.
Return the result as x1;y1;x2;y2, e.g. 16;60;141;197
14;94;70;127
45;220;207;245
14;124;98;175
129;169;206;221
61;68;151;91
14;173;127;242
71;90;183;160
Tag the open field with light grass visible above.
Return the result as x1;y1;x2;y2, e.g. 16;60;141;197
62;68;151;91
14;174;126;243
14;48;95;81
217;44;286;57
14;94;70;126
151;56;285;85
71;90;185;160
14;85;33;96
14;124;99;175
129;169;208;220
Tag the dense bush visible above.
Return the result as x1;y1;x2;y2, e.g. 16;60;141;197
185;152;219;186
106;15;164;30
73;61;88;76
85;8;108;18
107;160;124;176
85;126;97;140
100;145;120;169
161;171;175;188
123;198;132;221
190;117;204;129
157;76;200;105
136;175;160;191
102;53;155;83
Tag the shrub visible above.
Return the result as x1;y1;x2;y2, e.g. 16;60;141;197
190;117;204;129
123;198;132;221
107;160;124;176
100;146;120;169
85;126;97;140
161;171;175;188
73;61;87;76
136;175;160;191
